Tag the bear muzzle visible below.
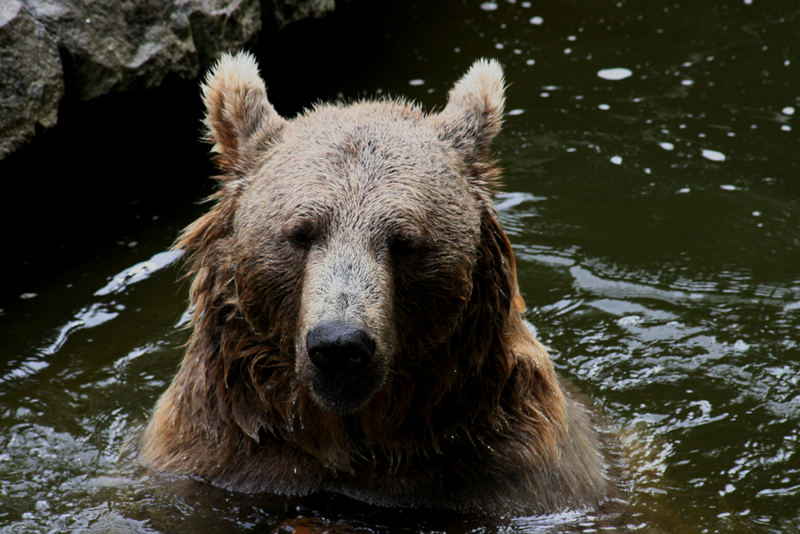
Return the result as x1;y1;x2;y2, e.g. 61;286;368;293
301;321;386;414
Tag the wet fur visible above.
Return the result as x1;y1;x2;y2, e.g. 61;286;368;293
140;52;610;514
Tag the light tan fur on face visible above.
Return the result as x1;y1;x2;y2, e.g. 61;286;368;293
140;52;612;515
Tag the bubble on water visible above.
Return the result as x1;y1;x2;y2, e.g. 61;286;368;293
480;1;498;10
610;155;623;165
598;103;610;110
659;141;675;151
720;184;738;191
677;187;691;194
408;79;425;87
526;58;536;66
507;108;525;116
681;79;695;86
597;67;633;81
781;106;795;115
529;15;544;25
701;148;726;162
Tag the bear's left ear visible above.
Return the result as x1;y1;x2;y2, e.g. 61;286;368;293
202;51;287;174
433;59;506;193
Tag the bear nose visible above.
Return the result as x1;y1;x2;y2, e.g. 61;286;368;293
306;323;375;376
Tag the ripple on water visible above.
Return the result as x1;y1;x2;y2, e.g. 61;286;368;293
520;245;800;529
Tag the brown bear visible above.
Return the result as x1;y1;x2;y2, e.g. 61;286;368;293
140;51;610;514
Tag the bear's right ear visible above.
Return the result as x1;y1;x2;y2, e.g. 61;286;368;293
201;51;287;174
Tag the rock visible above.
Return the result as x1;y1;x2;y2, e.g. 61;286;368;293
0;1;64;159
0;0;337;160
186;0;263;67
25;0;262;101
270;0;336;28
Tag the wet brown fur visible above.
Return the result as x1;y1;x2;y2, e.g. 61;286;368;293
140;52;610;514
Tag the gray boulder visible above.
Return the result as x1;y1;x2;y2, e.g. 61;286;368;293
271;0;335;27
0;1;63;159
25;0;262;100
0;0;337;160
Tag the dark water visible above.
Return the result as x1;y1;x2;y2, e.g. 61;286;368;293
2;1;799;532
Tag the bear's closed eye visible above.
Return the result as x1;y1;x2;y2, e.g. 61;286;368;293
283;221;318;250
388;230;426;256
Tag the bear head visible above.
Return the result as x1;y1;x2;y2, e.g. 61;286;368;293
183;52;517;429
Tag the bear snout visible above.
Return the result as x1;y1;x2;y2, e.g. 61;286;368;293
306;322;376;377
301;320;387;414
